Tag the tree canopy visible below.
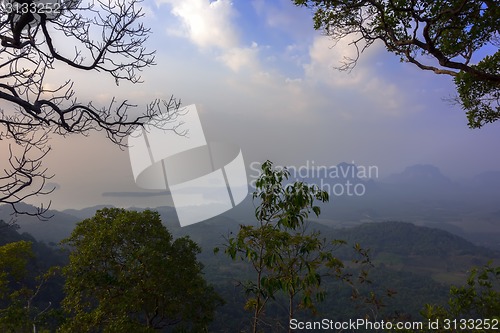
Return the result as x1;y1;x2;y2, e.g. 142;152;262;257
293;0;500;128
393;263;500;332
61;208;222;332
219;161;378;332
0;239;60;332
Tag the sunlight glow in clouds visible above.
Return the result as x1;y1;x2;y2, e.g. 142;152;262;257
31;0;500;210
162;0;237;49
217;43;260;72
159;0;259;71
304;35;405;115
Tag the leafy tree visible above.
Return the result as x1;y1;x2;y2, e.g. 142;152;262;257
385;263;499;332
0;0;181;218
293;0;499;128
0;240;33;332
219;161;357;333
0;240;58;332
61;208;223;333
416;263;500;332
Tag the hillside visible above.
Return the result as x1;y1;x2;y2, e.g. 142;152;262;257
185;220;499;329
332;221;494;257
1;209;498;331
0;203;81;243
323;222;498;287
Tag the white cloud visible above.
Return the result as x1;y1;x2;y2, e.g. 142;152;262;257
285;77;302;84
158;0;261;72
160;0;238;49
217;47;259;72
304;35;364;86
303;35;406;115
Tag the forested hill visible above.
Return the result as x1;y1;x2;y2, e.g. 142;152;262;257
331;221;497;257
315;221;499;290
0;203;82;243
0;221;35;245
1;213;498;328
2;203;498;262
0;220;68;268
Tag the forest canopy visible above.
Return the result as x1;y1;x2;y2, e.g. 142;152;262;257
293;0;500;128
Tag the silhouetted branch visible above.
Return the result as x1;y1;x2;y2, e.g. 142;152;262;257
0;133;53;220
0;0;181;217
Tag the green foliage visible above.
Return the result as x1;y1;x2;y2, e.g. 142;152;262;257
0;240;34;331
0;241;33;297
391;263;500;332
456;51;500;128
293;0;500;128
61;208;223;333
220;160;360;332
423;263;500;319
0;240;59;332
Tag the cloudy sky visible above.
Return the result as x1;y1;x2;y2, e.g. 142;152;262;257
16;0;500;210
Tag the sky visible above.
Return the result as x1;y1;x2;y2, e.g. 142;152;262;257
5;0;500;210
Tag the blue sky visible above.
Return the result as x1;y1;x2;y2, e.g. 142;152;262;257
28;0;500;209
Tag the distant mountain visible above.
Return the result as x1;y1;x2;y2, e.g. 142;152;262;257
199;220;498;326
313;221;498;284
62;205;115;220
0;220;67;265
286;161;374;183
473;170;500;185
4;213;497;327
0;203;80;243
0;219;38;245
332;221;495;257
384;164;453;187
465;170;500;195
4;158;500;252
4;204;181;243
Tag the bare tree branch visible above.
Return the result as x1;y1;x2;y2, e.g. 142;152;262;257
294;0;500;127
0;133;53;220
0;0;182;217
